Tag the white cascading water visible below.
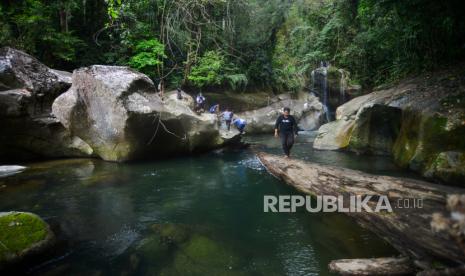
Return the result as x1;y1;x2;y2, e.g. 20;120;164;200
310;62;331;122
339;69;346;104
322;65;331;122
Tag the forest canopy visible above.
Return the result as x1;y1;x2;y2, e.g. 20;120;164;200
1;0;464;91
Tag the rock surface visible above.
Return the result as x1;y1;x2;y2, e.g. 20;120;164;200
237;93;323;134
0;212;55;269
257;152;465;265
52;65;240;162
0;47;93;161
314;67;465;186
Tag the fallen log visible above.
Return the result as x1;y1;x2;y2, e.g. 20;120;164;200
328;257;415;275
257;152;465;265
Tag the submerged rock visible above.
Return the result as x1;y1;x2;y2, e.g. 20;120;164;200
127;223;245;275
0;47;93;161
52;65;240;162
237;93;324;134
164;234;242;275
314;68;465;186
0;212;55;269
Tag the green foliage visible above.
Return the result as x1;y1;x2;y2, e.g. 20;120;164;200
1;0;464;91
0;0;89;68
224;74;248;91
272;0;465;88
188;51;225;88
128;39;166;78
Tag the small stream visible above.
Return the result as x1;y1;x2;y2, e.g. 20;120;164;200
0;132;412;275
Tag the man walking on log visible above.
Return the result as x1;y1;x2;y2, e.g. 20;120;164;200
274;107;298;158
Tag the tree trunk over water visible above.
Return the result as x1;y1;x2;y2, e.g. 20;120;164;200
257;152;465;265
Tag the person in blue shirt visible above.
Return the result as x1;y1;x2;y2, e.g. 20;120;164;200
274;107;298;158
221;108;234;131
233;118;247;134
209;104;220;114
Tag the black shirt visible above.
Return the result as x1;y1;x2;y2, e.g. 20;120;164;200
275;115;297;134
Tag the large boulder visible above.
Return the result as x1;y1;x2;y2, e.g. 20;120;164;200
314;67;465;186
0;47;93;161
0;47;71;114
52;65;240;162
237;93;324;134
0;212;55;270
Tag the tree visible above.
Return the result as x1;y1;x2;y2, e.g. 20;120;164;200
128;39;166;79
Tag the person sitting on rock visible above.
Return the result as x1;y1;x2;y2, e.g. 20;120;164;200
274;107;298;158
195;92;206;113
233;117;247;134
176;87;183;100
221;108;234;131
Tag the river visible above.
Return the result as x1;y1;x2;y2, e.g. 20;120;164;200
0;132;412;275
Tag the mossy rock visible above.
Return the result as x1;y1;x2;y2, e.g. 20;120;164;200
0;212;54;268
393;111;465;185
348;105;402;155
151;223;191;245
426;151;465;186
136;236;172;260
159;234;244;276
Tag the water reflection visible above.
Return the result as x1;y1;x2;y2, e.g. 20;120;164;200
0;134;402;275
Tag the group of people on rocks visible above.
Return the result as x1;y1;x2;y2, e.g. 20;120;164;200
208;102;247;134
177;88;298;158
175;89;248;134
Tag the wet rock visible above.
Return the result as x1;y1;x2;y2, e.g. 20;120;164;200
425;152;465;185
52;65;240;162
162;234;243;275
314;67;465;186
0;212;55;269
131;223;245;275
313;119;355;150
151;223;191;245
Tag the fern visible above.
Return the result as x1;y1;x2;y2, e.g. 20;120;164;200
225;74;248;91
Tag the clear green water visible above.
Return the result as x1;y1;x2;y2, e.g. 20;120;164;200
0;133;408;275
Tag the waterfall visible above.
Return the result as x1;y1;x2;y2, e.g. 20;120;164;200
322;65;330;122
310;70;315;95
339;69;346;104
310;62;331;122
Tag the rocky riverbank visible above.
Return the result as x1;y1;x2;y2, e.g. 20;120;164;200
313;65;465;186
0;47;243;162
1;47;328;162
